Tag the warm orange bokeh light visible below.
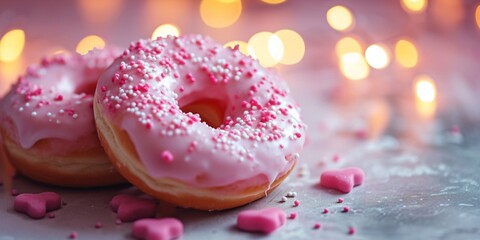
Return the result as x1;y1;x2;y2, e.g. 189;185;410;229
395;39;418;68
77;0;123;25
248;32;283;68
400;0;428;13
200;0;242;28
365;44;390;69
335;36;363;57
224;40;256;58
0;29;25;62
275;29;305;65
339;52;370;80
75;35;106;55
326;5;354;32
475;5;480;29
261;0;286;4
151;24;180;39
415;75;436;103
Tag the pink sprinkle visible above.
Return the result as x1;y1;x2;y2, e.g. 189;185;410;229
337;198;344;203
14;192;62;219
332;154;340;162
313;223;321;229
11;189;18;196
293;200;300;207
294;132;302;138
160;150;174;163
53;95;63;101
101;86;108;92
320;167;365;193
354;129;368;139
348;226;356;235
115;219;122;225
95;222;103;229
289;212;297;219
68;231;78;239
133;218;183;240
343;206;350;212
237;208;286;234
323;208;329;214
48;213;56;218
110;194;157;222
451;125;460;133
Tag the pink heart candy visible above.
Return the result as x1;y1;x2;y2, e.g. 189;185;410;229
320;167;365;193
14;192;61;219
110;194;157;222
132;218;183;240
237;208;286;234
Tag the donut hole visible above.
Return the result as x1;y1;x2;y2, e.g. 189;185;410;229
180;99;225;129
74;82;97;95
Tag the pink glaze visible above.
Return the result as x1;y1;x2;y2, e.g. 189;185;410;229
0;49;119;152
132;218;183;240
237;208;286;234
14;192;61;219
320;167;365;193
110;194;157;222
95;35;306;188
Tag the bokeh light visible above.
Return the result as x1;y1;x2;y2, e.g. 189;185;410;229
476;5;480;29
75;35;106;55
77;0;123;25
151;24;180;39
400;0;428;13
365;44;390;69
339;52;370;80
248;32;283;68
431;0;464;31
200;0;242;28
335;36;363;57
275;29;305;65
224;40;256;58
395;39;418;68
326;5;354;32
415;75;436;103
0;29;25;62
261;0;286;4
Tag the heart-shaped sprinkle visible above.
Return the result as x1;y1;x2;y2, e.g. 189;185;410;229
110;194;156;222
14;192;61;219
237;208;286;234
132;218;183;240
320;167;365;193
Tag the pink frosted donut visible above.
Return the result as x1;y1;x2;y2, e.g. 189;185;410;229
0;49;124;187
94;35;306;210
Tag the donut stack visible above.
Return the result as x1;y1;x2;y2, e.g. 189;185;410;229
0;35;306;210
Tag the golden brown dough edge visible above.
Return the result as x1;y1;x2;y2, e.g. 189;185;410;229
94;102;295;210
0;126;125;188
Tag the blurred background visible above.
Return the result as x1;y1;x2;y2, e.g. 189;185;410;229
1;0;480;128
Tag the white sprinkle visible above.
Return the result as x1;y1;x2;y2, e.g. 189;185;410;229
31;111;37;117
286;192;297;198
